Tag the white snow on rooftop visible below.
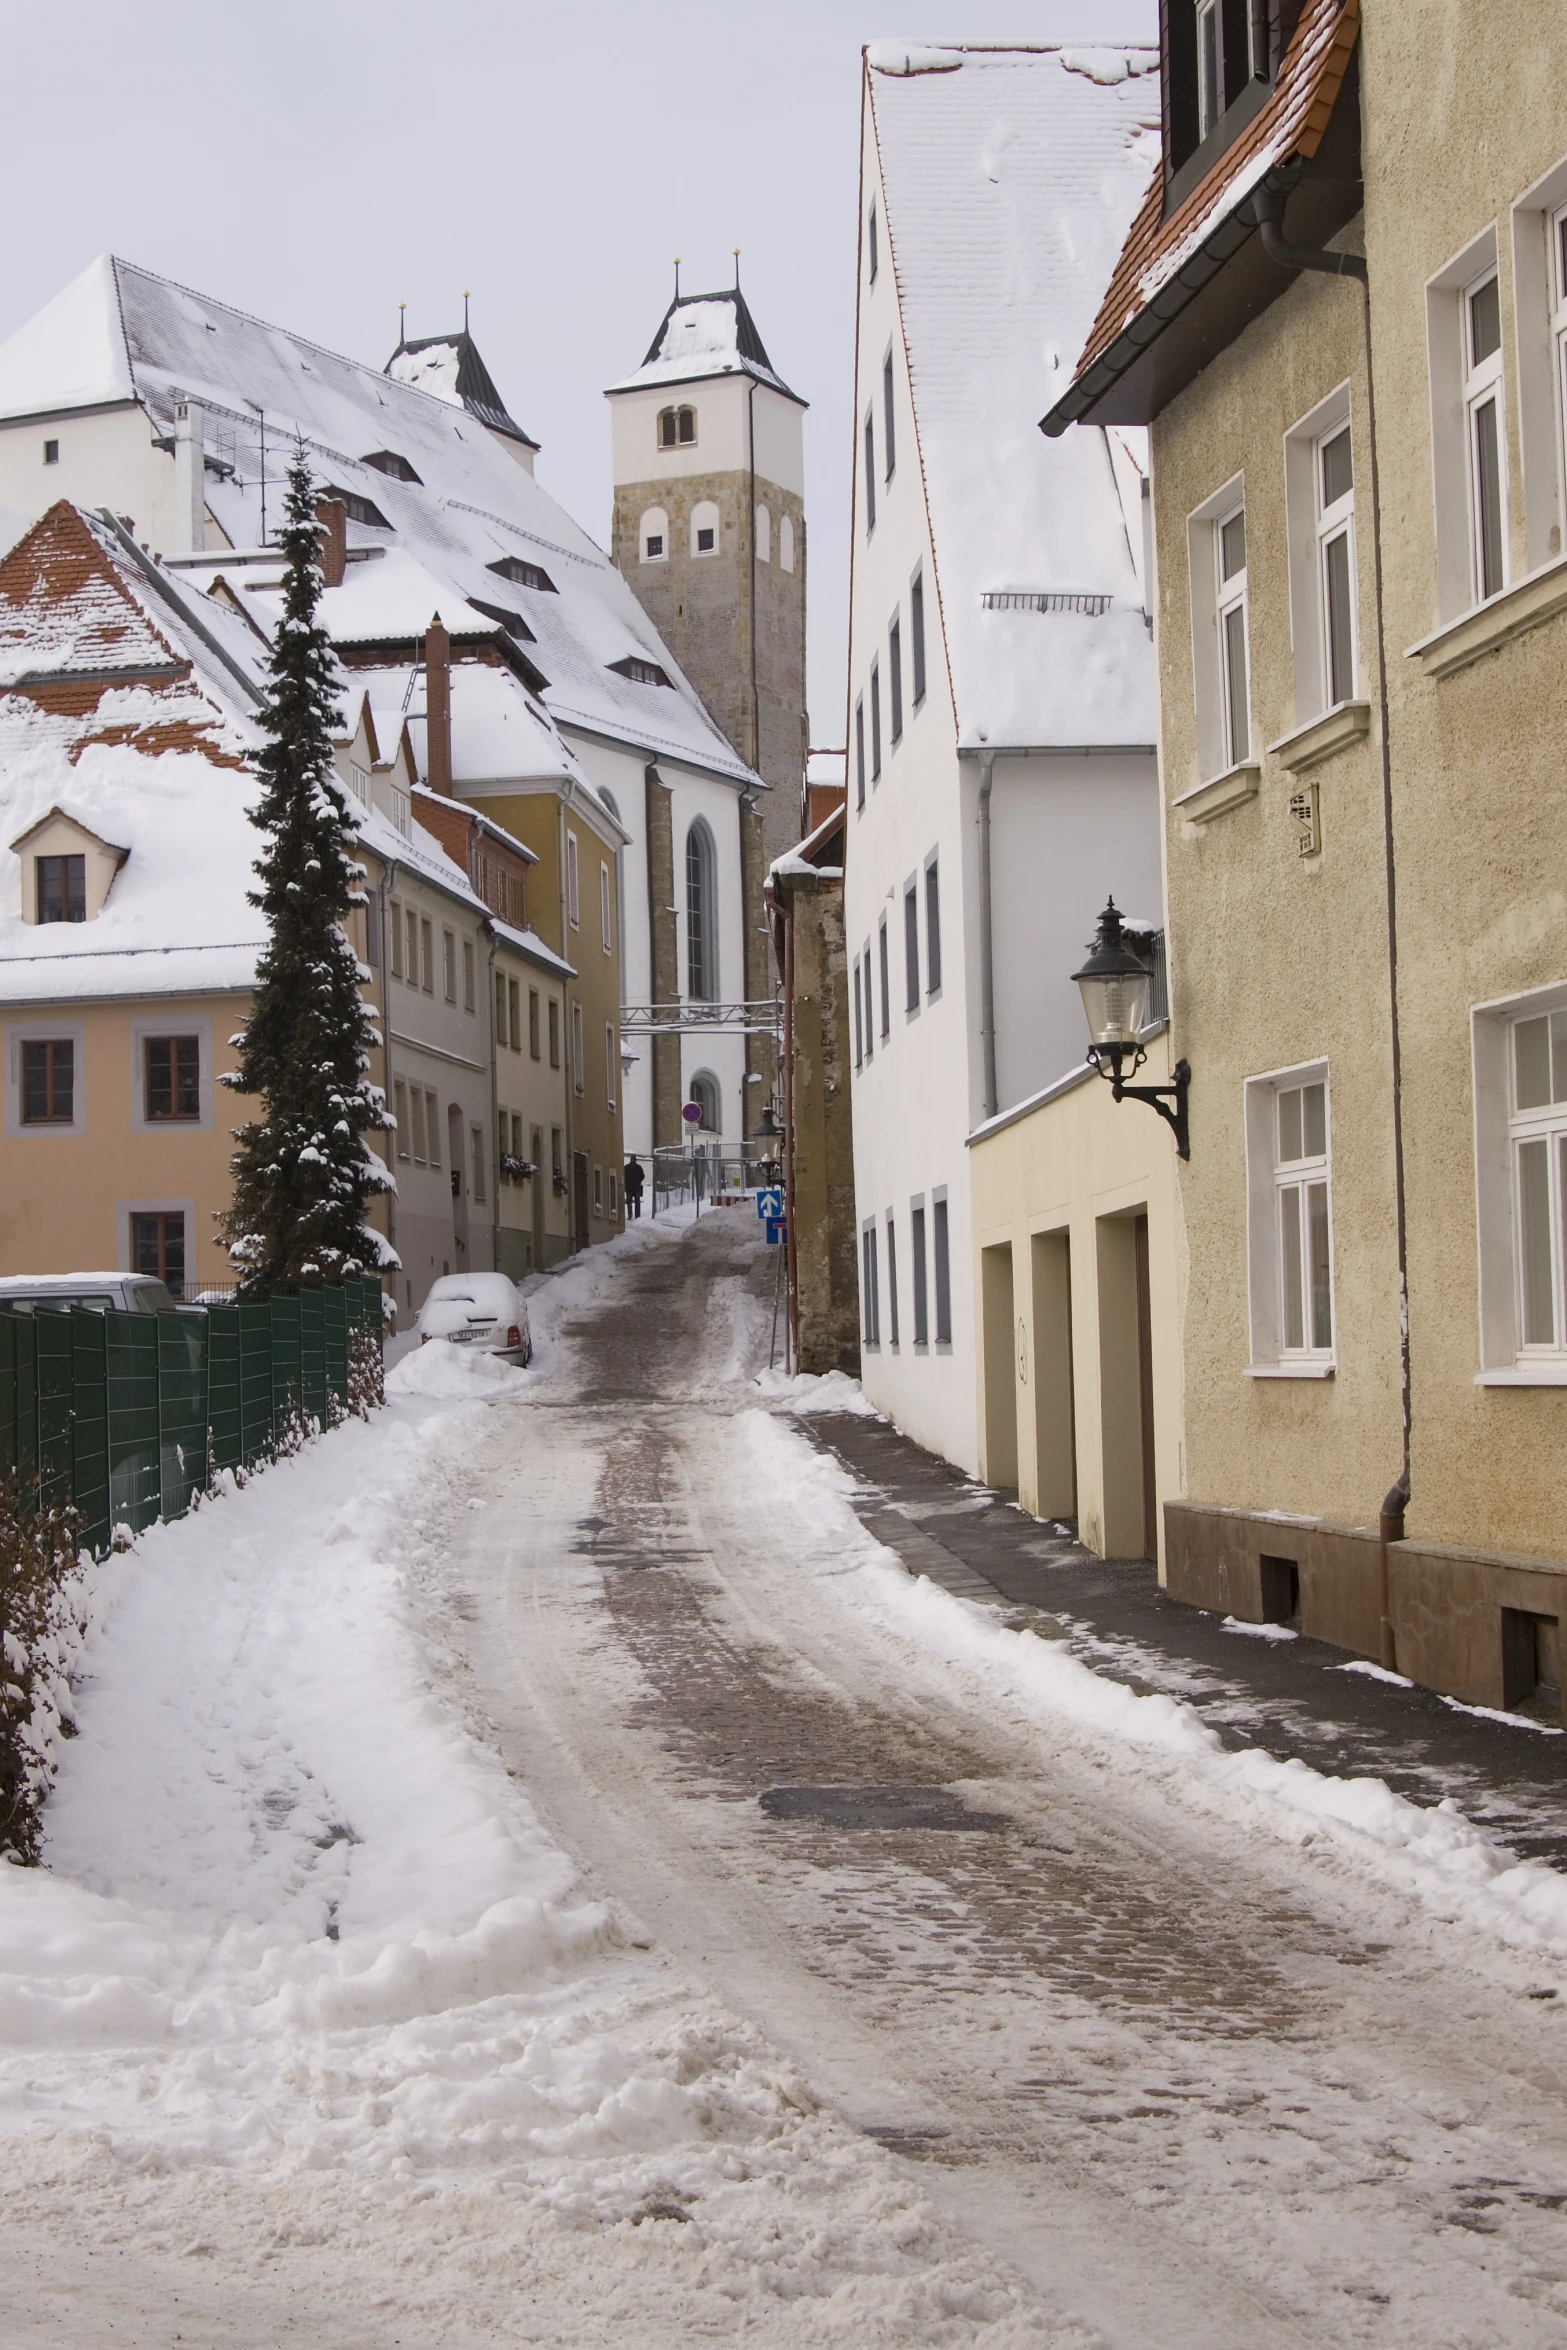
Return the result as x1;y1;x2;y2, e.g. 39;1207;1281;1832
603;294;797;402
385;340;462;406
0;259;760;794
869;46;1161;747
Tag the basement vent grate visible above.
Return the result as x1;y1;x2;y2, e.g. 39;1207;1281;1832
981;590;1112;615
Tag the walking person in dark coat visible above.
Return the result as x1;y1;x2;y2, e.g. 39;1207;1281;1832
623;1155;645;1219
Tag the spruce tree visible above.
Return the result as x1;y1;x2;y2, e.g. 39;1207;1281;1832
221;447;394;1294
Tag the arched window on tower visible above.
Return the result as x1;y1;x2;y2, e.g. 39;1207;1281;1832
779;513;795;573
658;405;696;450
691;500;720;557
755;503;771;563
639;506;668;563
685;817;719;1002
687;1067;721;1134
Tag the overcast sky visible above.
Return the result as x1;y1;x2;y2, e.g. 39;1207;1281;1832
0;0;1156;739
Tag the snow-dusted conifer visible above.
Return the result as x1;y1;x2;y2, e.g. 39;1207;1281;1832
221;447;394;1294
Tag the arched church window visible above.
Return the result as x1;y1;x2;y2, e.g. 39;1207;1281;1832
658;405;697;450
691;500;719;557
685;817;719;1002
640;505;668;562
779;513;795;573
688;1068;721;1133
756;503;771;563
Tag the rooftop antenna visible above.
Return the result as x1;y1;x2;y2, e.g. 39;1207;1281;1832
733;247;741;288
673;256;681;300
463;290;470;333
244;397;267;546
397;300;406;346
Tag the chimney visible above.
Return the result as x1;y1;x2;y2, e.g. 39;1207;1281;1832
173;402;206;553
314;496;347;589
424;615;452;796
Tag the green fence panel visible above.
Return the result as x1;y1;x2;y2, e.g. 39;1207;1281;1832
34;1311;73;1520
238;1303;273;1467
298;1291;327;1428
107;1313;160;1535
270;1296;301;1441
0;1311;17;1485
13;1312;37;1495
70;1309;110;1556
207;1306;243;1474
322;1286;348;1412
158;1311;207;1521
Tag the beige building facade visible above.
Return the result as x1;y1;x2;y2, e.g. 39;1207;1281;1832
1046;0;1567;1716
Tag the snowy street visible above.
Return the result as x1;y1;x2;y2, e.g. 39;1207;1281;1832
6;1208;1567;2346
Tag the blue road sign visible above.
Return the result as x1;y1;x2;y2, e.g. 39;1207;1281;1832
756;1188;783;1221
765;1217;786;1247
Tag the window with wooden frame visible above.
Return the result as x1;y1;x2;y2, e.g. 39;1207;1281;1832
426;1091;441;1167
529;988;541;1060
863;411;876;534
21;1038;72;1124
420;916;433;993
1215;501;1250;766
463;939;475;1013
443;928;457;1004
508;977;521;1051
393;1078;409;1160
132;1211;185;1298
571;1001;584;1095
1507;1007;1567;1358
548;997;561;1069
566;831;579;928
495;971;508;1046
389;898;403;979
600;860;612;954
144;1035;200;1122
36;854;85;925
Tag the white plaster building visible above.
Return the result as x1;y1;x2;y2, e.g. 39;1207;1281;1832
845;42;1164;1472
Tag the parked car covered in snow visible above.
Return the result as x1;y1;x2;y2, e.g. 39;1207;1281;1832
416;1273;531;1365
0;1272;181;1315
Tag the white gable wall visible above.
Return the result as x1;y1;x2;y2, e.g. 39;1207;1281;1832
0;405;190;551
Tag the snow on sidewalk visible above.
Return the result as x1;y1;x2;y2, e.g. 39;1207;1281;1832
742;1404;1567;1970
0;1313;1073;2346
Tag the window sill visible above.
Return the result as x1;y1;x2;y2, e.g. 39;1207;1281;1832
1173;762;1260;824
1267;700;1372;772
1406;555;1567;679
1475;1363;1567;1386
1244;1361;1336;1380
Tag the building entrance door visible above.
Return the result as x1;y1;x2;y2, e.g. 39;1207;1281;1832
1134;1213;1157;1563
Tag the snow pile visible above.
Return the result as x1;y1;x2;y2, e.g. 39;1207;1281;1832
741;1409;1567;1963
385;1335;524;1399
756;1365;882;1417
867;42;964;76
0;1336;1080;2343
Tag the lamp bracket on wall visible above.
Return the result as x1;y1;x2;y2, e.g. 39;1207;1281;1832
1089;1045;1192;1160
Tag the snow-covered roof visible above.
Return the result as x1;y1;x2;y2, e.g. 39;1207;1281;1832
605;286;803;406
0;505;493;1008
384;327;538;449
868;46;1160;749
0;258;762;793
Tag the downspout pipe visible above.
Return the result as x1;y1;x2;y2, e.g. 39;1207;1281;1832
1252;184;1368;283
977;751;998;1121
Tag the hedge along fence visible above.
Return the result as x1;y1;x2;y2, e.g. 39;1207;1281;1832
0;1278;385;1558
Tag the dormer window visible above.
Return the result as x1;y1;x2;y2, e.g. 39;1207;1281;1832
361;450;423;484
37;854;85;924
608;655;672;688
322;485;392;530
487;555;557;594
1166;0;1275;207
658;406;697;450
14;811;127;925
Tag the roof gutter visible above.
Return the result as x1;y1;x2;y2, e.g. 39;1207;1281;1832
1252;184;1366;281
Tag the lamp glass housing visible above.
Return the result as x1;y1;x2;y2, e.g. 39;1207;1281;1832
1072;899;1153;1054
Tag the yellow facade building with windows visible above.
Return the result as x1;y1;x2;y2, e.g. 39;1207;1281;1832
1045;0;1567;1715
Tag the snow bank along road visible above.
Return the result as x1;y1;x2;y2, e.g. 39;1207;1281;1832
4;1213;1567;2346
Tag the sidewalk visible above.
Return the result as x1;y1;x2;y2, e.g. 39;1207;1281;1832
804;1409;1567;1870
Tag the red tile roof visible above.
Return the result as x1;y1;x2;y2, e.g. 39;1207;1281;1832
1047;0;1359;429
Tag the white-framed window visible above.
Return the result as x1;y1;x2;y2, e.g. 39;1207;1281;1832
1284;385;1361;721
390;782;411;840
640;505;668;563
860;1219;881;1347
1473;984;1567;1381
605;1021;616;1109
571;1001;584;1095
1187;475;1251;780
755;502;771;563
658;406;696;450
600;859;612;953
1463;266;1507;603
393;1078;409;1161
1244;1062;1335;1375
780;513;795;572
1549;200;1567;538
566;829;579;928
1509;160;1567;569
1215;502;1250;766
1315;424;1357;706
691;500;719;557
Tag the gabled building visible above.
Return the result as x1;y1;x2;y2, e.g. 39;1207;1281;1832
1043;0;1567;1718
0;255;770;1182
843;42;1164;1475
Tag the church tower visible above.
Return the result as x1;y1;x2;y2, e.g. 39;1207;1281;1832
605;281;807;861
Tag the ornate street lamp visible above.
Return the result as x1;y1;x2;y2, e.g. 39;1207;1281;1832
1071;898;1191;1158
